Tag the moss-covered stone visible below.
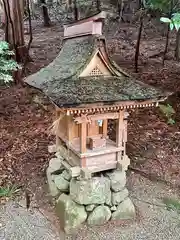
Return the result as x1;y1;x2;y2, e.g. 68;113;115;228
112;188;129;205
106;170;126;192
61;170;71;181
54;175;69;192
110;205;117;212
46;168;60;197
56;193;87;233
87;205;111;225
111;198;136;220
85;204;96;212
48;158;64;174
70;177;111;205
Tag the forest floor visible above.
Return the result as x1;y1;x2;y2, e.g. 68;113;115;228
0;18;180;236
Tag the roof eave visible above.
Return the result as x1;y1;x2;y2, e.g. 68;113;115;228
53;96;168;109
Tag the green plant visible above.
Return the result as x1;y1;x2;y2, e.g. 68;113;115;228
163;197;180;212
0;185;20;198
160;13;180;31
0;41;20;84
159;103;175;125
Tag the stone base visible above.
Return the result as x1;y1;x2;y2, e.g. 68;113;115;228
46;157;136;233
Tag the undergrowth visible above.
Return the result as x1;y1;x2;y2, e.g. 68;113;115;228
163;197;180;212
0;185;20;198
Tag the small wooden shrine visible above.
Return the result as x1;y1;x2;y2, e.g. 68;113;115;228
26;11;168;178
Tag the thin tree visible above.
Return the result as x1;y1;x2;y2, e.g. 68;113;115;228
135;14;143;73
73;0;79;21
96;0;101;12
175;29;180;61
40;0;51;27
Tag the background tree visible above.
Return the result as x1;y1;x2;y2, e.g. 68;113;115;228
144;0;180;65
161;13;180;61
40;0;51;26
1;0;30;62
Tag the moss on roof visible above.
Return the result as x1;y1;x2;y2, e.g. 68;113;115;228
26;35;96;90
25;35;167;108
43;76;166;107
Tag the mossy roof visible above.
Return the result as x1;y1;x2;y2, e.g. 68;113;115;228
25;35;167;108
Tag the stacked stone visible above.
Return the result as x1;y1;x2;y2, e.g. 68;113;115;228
47;157;135;233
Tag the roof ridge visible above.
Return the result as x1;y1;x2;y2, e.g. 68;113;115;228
64;11;106;27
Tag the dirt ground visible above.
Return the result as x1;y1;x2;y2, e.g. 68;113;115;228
0;19;180;208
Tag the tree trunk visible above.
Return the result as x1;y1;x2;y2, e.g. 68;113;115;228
96;0;101;12
175;29;180;61
117;0;124;22
135;16;143;73
162;25;170;66
162;0;173;66
137;0;142;9
40;0;51;27
73;0;79;21
2;0;29;63
29;0;36;19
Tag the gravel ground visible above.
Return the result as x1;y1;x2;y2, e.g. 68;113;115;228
0;173;180;240
0;202;60;240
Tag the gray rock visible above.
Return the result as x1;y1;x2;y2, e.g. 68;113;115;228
61;170;71;181
54;175;69;192
70;177;111;205
48;144;56;153
111;205;117;212
85;204;96;212
87;206;111;225
56;194;87;233
46;168;60;197
111;198;136;220
105;182;112;206
112;188;129;205
106;170;126;192
48;158;64;174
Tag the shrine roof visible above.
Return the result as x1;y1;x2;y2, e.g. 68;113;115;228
25;16;169;108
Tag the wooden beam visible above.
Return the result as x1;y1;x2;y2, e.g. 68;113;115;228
74;112;120;124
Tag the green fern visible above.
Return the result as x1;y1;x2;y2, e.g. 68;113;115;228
0;41;20;84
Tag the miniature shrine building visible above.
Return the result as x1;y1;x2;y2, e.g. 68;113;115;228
25;11;168;177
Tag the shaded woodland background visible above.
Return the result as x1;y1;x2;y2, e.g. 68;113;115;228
0;0;180;205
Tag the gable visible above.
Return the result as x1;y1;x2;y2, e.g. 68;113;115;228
79;52;112;77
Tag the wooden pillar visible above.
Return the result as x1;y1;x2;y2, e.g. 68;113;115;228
67;116;73;143
80;122;87;168
80;122;87;154
123;118;128;155
116;110;124;161
102;119;108;138
116;110;124;147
